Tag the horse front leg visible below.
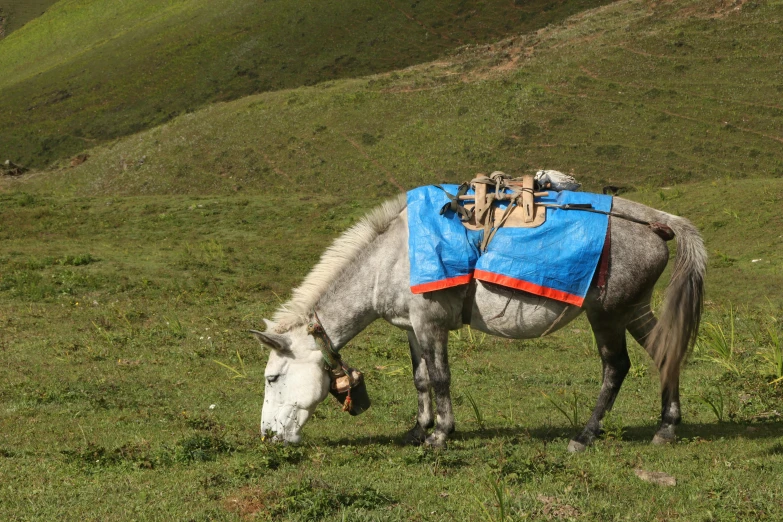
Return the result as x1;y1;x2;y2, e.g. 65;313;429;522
404;331;434;445
412;326;454;449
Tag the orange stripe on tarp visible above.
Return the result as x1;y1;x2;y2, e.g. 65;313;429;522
410;273;473;294
473;269;585;307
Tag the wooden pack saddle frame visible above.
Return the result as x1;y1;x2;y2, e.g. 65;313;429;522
439;171;550;251
438;171;677;253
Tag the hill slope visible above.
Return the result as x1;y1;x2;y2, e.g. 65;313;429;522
0;0;58;36
0;0;613;169
5;0;783;305
11;0;781;194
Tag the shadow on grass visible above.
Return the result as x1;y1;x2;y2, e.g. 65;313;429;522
320;421;782;447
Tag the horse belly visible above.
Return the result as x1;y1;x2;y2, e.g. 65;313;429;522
469;282;582;339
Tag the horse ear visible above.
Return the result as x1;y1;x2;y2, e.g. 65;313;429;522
250;326;291;354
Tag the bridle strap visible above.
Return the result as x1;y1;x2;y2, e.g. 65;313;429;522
306;310;356;412
308;309;343;372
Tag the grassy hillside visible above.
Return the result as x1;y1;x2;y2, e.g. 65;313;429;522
0;0;613;169
9;0;781;195
1;0;782;519
6;0;783;302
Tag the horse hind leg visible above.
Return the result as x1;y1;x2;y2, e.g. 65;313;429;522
404;331;434;445
626;305;681;444
568;315;630;453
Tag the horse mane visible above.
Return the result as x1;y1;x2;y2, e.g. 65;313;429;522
272;193;407;332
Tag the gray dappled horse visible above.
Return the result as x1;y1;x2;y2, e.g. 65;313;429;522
251;193;705;450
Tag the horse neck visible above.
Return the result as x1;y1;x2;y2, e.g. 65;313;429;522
313;269;378;349
313;211;406;350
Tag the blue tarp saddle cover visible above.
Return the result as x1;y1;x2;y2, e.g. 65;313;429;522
407;184;613;307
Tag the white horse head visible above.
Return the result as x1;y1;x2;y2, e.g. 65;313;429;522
250;320;330;444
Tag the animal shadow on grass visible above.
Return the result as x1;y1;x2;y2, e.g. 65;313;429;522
323;421;782;447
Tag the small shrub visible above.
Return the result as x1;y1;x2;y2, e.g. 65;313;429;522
491;448;566;484
63;440;163;470
403;446;466;469
269;480;393;521
628;346;648;378
177;434;233;462
186;414;220;432
255;444;307;470
59;253;97;266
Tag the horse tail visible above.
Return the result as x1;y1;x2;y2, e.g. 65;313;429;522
646;213;707;389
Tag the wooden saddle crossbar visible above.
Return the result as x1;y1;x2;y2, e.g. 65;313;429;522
439;171;550;251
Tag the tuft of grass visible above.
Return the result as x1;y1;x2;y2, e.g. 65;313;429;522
628;344;648;379
601;411;625;441
163;314;186;339
477;478;512;522
451;325;488;354
697;306;742;376
696;385;727;423
464;391;486;431
253;444;308;471
213;351;248;380
403;446;467;471
542;390;582;428
58;253;97;266
758;321;783;384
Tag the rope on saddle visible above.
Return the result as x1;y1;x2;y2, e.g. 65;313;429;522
480;200;515;252
538;203;675;240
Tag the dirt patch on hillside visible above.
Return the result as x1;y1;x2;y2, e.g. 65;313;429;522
223;487;280;520
652;0;755;19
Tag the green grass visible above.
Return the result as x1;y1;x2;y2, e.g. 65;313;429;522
0;0;614;169
1;186;781;520
2;0;783;519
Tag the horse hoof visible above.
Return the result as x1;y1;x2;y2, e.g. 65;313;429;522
424;433;447;450
651;433;675;445
404;429;426;446
567;439;588;453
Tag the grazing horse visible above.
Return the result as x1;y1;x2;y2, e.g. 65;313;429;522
251;193;705;450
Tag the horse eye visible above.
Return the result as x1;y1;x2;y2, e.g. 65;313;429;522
266;375;280;384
